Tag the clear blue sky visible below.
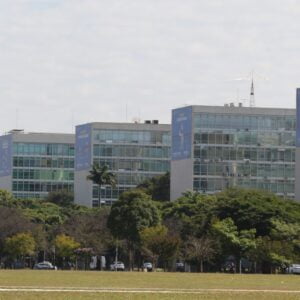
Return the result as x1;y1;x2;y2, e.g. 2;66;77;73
0;0;300;133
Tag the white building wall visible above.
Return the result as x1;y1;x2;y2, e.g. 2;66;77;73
170;158;193;200
74;170;93;207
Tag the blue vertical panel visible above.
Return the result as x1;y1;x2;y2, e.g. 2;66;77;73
0;135;12;177
297;89;300;147
172;106;193;160
75;124;92;171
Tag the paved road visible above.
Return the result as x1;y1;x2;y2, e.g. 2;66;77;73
0;287;300;294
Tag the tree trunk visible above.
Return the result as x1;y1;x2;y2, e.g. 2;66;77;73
128;244;133;271
98;184;101;208
239;258;242;274
200;260;203;273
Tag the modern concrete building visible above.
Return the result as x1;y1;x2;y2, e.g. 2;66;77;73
75;122;171;207
0;130;75;199
171;105;296;200
295;89;300;200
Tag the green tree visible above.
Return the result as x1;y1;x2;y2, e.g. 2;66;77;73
107;189;161;269
140;225;181;271
213;218;256;273
61;208;112;256
215;188;300;236
163;191;218;237
0;189;15;207
5;232;36;261
0;207;34;258
140;225;167;269
185;236;216;272
46;190;74;207
137;172;170;202
87;163;116;207
54;234;80;262
253;237;294;273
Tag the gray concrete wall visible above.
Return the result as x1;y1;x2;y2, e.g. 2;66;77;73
170;158;193;201
74;170;93;207
89;122;170;132
12;132;75;143
0;175;12;192
188;105;295;116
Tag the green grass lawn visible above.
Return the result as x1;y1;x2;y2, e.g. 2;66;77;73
0;270;299;299
1;292;300;300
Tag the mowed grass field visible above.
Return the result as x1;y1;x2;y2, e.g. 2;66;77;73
0;270;300;299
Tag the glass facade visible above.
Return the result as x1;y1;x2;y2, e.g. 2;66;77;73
193;112;295;197
91;128;170;206
12;142;74;199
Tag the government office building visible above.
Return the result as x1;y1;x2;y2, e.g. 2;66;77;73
0;103;297;204
75;122;171;207
171;104;296;201
0;130;75;199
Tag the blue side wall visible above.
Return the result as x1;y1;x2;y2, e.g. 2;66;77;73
75;124;92;171
297;89;300;147
0;135;12;177
171;106;193;160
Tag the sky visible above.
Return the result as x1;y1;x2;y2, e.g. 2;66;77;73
0;0;300;133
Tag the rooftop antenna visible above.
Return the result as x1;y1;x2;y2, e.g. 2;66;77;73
250;75;255;107
230;70;269;107
71;111;74;133
15;108;19;129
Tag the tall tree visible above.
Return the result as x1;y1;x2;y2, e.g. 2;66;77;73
87;163;116;207
107;189;161;270
5;232;36;262
61;208;112;256
54;234;80;267
140;225;166;269
213;218;256;273
140;225;181;270
137;172;170;202
185;236;216;272
46;190;74;207
0;207;34;257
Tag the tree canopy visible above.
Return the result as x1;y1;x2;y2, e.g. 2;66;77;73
0;186;299;273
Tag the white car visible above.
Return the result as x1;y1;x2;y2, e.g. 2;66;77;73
143;262;153;271
286;264;300;274
110;261;125;271
33;261;57;270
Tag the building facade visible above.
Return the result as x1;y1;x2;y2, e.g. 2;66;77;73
75;122;171;207
295;88;300;200
0;130;75;199
171;105;296;200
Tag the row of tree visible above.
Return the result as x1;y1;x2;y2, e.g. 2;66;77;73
0;171;299;273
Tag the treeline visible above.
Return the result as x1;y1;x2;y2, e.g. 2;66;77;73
0;175;299;273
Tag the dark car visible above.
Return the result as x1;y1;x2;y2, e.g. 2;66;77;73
176;262;185;272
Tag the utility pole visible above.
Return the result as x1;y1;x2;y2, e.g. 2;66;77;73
115;241;118;272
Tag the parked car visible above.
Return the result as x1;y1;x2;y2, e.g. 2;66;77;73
142;262;153;271
33;261;57;270
286;264;300;274
110;261;125;271
176;262;184;272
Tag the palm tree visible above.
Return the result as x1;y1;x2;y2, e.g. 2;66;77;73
87;163;116;207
